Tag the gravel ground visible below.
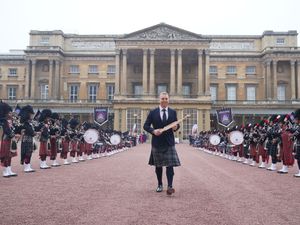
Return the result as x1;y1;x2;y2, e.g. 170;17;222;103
0;144;299;225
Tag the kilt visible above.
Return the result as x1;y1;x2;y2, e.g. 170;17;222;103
148;145;181;167
21;135;34;164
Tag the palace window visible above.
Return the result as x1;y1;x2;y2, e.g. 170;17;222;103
133;84;143;97
69;65;80;74
88;65;98;74
246;86;256;101
182;84;191;97
226;85;236;102
7;86;17;100
226;66;237;75
209;66;218;75
69;85;79;102
277;84;286;100
107;65;115;75
210;86;217;101
40;37;50;45
40;84;49;100
276;38;285;45
246;66;256;75
157;84;168;96
106;84;115;100
182;109;197;139
88;84;98;102
8;68;17;76
127;108;141;134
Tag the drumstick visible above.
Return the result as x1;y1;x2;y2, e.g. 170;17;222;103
160;114;190;133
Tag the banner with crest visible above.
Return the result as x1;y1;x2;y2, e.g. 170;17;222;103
94;107;108;126
216;108;233;127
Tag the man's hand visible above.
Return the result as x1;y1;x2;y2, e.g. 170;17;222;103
153;129;163;136
172;124;178;131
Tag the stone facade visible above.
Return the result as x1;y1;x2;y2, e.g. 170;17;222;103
0;23;300;139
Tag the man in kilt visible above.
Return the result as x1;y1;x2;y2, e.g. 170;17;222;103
143;92;181;195
19;105;36;172
292;109;300;177
0;102;18;177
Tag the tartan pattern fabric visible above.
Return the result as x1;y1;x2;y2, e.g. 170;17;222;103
148;145;181;167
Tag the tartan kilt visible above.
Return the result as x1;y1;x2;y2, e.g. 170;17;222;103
0;140;12;158
148;145;181;167
21;136;34;164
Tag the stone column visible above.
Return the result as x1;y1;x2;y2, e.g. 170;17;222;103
114;109;119;131
204;49;210;95
170;49;176;95
2;84;7;99
121;49;127;95
297;61;300;99
115;49;120;95
205;110;211;131
291;60;296;99
177;49;182;95
266;60;271;99
25;60;30;98
149;49;155;96
18;84;23;99
273;60;277;100
197;49;203;95
121;109;127;132
31;60;36;99
198;109;203;132
54;60;60;99
142;49;148;95
48;60;53;99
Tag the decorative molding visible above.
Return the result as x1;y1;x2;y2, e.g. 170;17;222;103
210;42;255;50
71;41;115;50
125;26;199;40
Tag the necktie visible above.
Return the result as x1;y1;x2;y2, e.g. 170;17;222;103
162;109;167;123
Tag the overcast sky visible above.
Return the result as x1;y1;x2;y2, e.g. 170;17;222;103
0;0;299;53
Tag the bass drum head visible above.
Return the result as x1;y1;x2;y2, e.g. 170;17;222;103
83;129;99;144
229;131;244;145
110;134;121;145
209;134;221;145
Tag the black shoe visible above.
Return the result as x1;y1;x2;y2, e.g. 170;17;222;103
156;185;163;192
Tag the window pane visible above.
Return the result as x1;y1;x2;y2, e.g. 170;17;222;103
106;84;115;100
227;66;236;74
8;87;17;100
69;65;79;74
246;86;256;100
157;85;167;95
277;85;285;100
182;85;190;96
246;66;256;75
88;65;98;74
88;85;97;102
107;65;116;75
210;86;217;101
41;84;49;100
227;86;236;101
209;66;217;74
134;85;143;96
182;109;197;139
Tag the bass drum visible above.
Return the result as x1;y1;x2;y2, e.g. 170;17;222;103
229;130;244;145
83;129;99;144
209;134;221;146
110;134;121;145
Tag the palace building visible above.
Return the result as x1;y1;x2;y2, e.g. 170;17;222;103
0;23;300;139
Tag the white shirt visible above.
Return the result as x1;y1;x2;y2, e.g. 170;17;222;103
159;106;168;121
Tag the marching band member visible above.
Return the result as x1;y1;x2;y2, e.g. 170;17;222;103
49;113;61;167
257;121;268;168
293;109;300;177
266;115;281;171
19;105;36;173
69;117;80;163
278;115;294;174
0;102;18;177
38;109;52;169
60;118;71;165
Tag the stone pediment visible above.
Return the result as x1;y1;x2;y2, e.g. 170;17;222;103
123;23;202;41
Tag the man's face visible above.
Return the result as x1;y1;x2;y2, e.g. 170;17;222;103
160;94;169;108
